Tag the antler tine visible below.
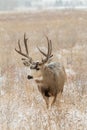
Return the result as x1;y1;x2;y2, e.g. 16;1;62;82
49;40;52;56
37;46;47;57
15;37;29;59
45;35;53;57
24;33;29;55
38;36;53;65
47;37;50;57
15;33;33;65
15;46;29;59
45;36;53;58
37;36;51;58
18;40;21;52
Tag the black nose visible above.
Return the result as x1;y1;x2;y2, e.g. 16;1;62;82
27;75;33;79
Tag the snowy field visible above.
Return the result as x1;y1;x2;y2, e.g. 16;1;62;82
0;10;87;130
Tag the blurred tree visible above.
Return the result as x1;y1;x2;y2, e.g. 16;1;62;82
0;0;18;10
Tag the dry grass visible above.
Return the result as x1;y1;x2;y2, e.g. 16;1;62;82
0;10;87;130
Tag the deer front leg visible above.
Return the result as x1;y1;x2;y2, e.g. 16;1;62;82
34;77;48;107
37;84;49;108
49;88;57;107
35;78;55;108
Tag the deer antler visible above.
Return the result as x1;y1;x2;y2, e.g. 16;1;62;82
15;33;33;66
37;36;53;65
15;34;53;69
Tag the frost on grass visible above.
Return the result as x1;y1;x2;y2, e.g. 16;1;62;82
0;11;87;130
0;43;87;130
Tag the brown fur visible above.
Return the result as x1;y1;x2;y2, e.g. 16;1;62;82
34;62;66;108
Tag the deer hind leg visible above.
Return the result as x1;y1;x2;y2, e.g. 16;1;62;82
42;94;49;108
48;96;55;108
35;78;49;108
60;89;64;103
50;93;57;107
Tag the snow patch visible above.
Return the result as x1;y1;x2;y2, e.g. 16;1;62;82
0;75;7;87
66;68;75;76
0;90;5;96
56;53;62;59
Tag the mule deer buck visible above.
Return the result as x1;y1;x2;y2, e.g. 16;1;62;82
15;33;66;108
